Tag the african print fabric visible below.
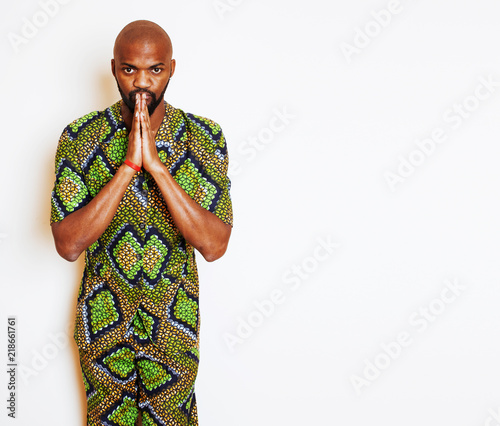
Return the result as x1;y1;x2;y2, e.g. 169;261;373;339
50;100;232;425
80;310;199;425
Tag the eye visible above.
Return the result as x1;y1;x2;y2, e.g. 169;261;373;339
151;68;163;74
123;67;134;74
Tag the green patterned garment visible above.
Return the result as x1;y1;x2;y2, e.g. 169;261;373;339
50;100;233;357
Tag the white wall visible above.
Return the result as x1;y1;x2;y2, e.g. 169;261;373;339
2;0;500;425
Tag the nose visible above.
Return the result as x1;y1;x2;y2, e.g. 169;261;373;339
133;70;151;89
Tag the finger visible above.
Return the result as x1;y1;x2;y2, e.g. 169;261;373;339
139;107;151;140
139;109;152;160
138;94;148;123
139;94;147;136
141;95;151;126
131;96;140;132
142;108;151;131
138;92;143;114
132;108;140;135
132;116;142;151
137;92;145;123
135;92;141;114
125;97;142;165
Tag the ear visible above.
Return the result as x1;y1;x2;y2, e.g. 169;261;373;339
170;59;176;79
111;59;116;78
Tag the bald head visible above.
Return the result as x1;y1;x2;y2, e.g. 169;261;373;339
111;20;176;117
113;20;173;60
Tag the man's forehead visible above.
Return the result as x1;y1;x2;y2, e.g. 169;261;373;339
115;40;170;65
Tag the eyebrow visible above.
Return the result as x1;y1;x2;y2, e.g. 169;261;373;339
121;62;166;68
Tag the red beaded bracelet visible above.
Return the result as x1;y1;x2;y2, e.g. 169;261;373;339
124;159;141;172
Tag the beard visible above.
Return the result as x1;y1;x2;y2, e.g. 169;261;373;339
116;78;170;116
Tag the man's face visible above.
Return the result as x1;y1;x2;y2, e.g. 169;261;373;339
112;40;174;115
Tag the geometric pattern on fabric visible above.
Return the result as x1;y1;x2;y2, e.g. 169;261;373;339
178;385;196;418
124;307;160;345
51;99;231;425
140;406;168;426
166;284;199;340
142;228;172;288
184;347;200;365
51;100;233;355
82;368;97;400
96;343;136;385
79;326;200;426
106;224;144;288
82;148;115;197
170;154;221;211
100;391;139;426
52;158;92;216
136;353;179;396
105;225;172;289
83;284;123;343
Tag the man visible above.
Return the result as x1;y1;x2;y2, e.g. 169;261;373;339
50;20;232;426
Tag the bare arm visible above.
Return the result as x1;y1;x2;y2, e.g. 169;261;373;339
139;94;232;262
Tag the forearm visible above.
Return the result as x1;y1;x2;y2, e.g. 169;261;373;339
149;162;231;262
51;164;136;261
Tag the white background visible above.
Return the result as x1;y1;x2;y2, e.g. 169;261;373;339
2;0;500;425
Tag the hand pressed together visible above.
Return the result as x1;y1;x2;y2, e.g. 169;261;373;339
126;92;163;173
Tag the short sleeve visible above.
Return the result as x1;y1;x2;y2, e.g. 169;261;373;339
176;116;233;227
203;129;233;227
50;128;91;224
